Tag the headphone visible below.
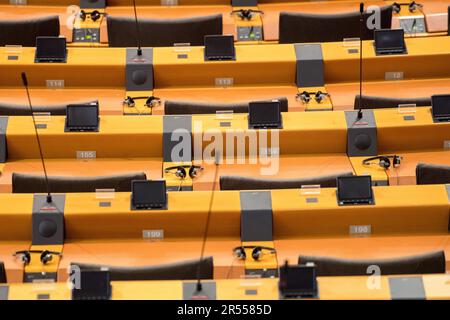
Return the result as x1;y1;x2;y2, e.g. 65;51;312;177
233;246;276;261
296;91;330;104
13;250;62;265
362;155;402;169
79;10;106;22
164;165;203;180
392;1;423;13
231;9;264;20
123;96;161;108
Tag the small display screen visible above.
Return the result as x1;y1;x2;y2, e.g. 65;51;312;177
374;29;405;50
66;104;99;128
280;265;317;296
204;35;235;59
337;175;373;202
35;37;67;60
248;101;281;127
72;270;111;300
132;180;167;209
431;95;450;118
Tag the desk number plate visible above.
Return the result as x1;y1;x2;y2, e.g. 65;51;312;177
349;225;371;236
143;230;164;240
76;151;96;159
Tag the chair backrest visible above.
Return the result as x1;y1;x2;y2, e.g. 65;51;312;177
71;257;214;281
279;6;392;43
164;97;289;115
220;172;353;190
416;163;450;185
0;100;98;116
0;16;60;46
107;14;223;47
354;95;431;110
298;251;446;276
0;261;6;283
12;172;147;193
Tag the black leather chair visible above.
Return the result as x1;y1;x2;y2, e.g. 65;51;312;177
354;95;431;110
0;262;6;283
416;163;450;185
299;251;446;276
0;16;60;46
0;100;98;116
220;172;353;190
107;14;222;47
71;257;213;281
279;6;392;43
164;97;289;115
12;172;147;193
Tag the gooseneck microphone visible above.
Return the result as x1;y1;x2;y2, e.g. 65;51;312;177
194;153;220;296
21;72;52;204
132;0;142;56
357;3;364;121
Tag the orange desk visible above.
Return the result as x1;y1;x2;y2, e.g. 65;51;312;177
276;235;450;271
259;0;386;41
104;5;236;43
0;5;73;42
0;158;162;193
326;78;450;111
57;239;244;282
386;150;450;185
193;154;354;190
0;87;125;115
1;273;449;299
153;85;304;114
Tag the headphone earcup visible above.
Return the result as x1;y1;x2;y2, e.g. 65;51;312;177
175;167;187;179
23;251;31;265
40;251;53;265
233;247;246;260
79;10;87;21
91;10;101;22
252;247;263;261
379;157;391;169
393;156;401;167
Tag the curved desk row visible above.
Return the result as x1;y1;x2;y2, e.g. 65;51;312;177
1;37;450;88
1;274;449;299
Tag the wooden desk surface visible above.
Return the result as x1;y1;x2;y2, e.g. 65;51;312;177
2;273;449;299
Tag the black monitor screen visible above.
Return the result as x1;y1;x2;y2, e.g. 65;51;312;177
132;180;167;209
374;29;404;50
337;175;373;201
35;37;67;59
279;264;317;297
66;104;99;128
204;35;235;59
72;270;111;300
431;94;450;118
249;101;281;127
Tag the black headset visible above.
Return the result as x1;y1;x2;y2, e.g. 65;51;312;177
392;1;423;14
362;155;402;169
296;91;330;104
79;10;106;22
233;246;276;261
164;165;203;180
13;250;62;265
231;9;264;20
123;96;161;108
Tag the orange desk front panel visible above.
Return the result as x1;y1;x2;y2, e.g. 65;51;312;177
1;274;449;299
